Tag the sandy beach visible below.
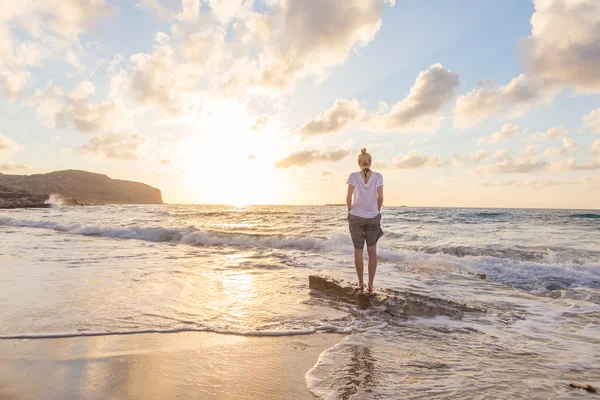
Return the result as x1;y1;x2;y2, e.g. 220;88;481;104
0;332;344;400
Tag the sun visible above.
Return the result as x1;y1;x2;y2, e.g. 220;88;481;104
179;101;287;205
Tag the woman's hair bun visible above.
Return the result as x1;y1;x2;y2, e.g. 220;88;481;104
361;148;367;154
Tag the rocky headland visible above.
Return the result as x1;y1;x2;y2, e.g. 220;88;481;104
0;170;162;208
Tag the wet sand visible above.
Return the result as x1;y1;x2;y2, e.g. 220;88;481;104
0;332;344;400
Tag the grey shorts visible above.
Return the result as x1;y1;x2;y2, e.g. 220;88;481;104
347;213;384;250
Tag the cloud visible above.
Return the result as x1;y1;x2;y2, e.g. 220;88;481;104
251;115;269;132
0;68;32;99
137;0;177;20
0;161;31;172
517;0;600;93
453;75;557;130
391;150;443;169
451;149;488;166
296;99;364;138
217;0;394;95
527;125;568;140
554;159;600;171
296;64;460;136
0;132;19;154
472;149;489;164
274;149;350;168
0;1;116;98
455;0;600;129
544;137;578;157
27;81;120;134
473;155;548;174
495;149;510;161
129;32;203;115
251;0;393;91
480;177;575;188
369;63;460;132
592;140;600;155
583;108;600;134
321;170;333;176
70;81;96;100
77;133;145;160
477;124;521;144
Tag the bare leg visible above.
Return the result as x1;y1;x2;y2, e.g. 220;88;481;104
354;248;364;290
366;245;377;292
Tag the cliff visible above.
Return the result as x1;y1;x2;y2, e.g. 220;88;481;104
0;170;163;205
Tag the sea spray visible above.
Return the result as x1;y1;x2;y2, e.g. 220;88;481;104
44;193;65;208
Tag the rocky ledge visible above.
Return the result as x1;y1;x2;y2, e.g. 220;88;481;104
308;274;482;319
0;185;49;209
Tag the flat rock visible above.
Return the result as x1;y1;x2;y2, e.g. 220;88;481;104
309;274;482;319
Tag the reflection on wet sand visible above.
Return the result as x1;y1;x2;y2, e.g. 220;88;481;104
0;332;343;400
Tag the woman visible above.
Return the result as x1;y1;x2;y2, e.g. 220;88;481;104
346;148;384;292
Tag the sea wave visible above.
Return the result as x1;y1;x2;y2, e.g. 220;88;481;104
2;216;599;296
568;213;600;219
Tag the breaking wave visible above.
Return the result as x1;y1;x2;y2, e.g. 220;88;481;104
2;216;599;298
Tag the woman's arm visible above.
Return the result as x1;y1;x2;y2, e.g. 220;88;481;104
377;186;384;211
346;185;354;212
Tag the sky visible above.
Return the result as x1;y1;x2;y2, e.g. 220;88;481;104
0;0;599;208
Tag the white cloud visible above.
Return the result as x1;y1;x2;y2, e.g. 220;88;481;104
554;159;600;171
495;149;510;161
27;82;121;134
583;108;600;134
107;55;124;74
473;151;548;174
129;32;203;115
296;99;364;138
220;0;394;94
591;140;600;155
391;150;443;169
544;137;578;157
472;149;489;164
274;149;350;168
70;81;96;100
517;0;600;93
455;0;600;129
527;125;568;140
77;133;145;160
453;75;557;130
368;63;460;132
0;1;116;99
478;124;521;144
137;0;178;20
0;132;19;154
451;149;488;166
480;177;575;188
0;161;31;172
296;64;460;136
0;67;31;99
251;115;269;132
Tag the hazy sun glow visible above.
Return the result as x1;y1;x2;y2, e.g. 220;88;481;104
181;101;287;205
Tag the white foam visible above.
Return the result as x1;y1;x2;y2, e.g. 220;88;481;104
2;216;599;296
44;193;65;208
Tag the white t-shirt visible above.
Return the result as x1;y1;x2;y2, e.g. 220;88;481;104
347;171;384;218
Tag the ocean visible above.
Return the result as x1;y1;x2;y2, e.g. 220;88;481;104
1;205;599;398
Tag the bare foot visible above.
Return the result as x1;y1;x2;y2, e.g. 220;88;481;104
367;285;374;293
355;283;364;291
